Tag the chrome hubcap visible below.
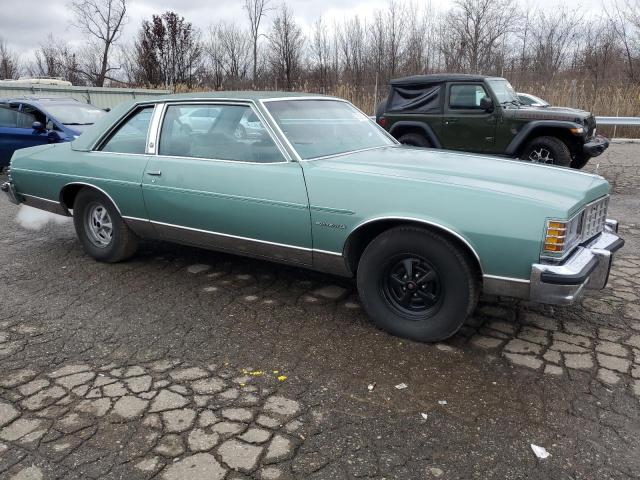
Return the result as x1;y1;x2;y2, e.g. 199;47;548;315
86;203;113;247
528;147;554;164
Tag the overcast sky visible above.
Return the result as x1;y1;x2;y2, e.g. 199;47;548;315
1;0;608;58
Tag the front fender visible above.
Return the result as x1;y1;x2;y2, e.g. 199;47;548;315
505;120;582;156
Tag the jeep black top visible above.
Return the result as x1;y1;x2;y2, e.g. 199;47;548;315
376;74;609;168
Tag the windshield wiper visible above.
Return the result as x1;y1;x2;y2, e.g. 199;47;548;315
63;122;93;126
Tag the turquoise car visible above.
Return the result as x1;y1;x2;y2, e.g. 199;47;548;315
1;92;624;342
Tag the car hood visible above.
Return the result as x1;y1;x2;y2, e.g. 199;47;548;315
507;105;592;123
308;146;609;215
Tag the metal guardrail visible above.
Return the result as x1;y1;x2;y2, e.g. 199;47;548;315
595;116;640;126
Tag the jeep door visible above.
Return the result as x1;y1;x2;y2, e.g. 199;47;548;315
440;83;498;153
141;102;313;266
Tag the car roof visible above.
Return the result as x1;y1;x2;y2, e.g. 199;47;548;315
0;97;81;106
390;74;505;86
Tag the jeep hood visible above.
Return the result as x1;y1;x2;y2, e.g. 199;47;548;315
507;105;592;123
307;146;608;215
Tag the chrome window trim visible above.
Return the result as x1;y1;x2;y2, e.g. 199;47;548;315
146;103;165;155
156;100;291;163
259;97;398;162
304;145;398;162
349;216;483;274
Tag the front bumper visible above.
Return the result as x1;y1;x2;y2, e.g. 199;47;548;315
529;219;624;305
583;134;609;158
1;181;22;205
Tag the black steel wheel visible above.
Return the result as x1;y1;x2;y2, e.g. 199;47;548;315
357;226;478;342
380;255;443;318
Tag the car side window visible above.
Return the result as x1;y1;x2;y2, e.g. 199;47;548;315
158;104;284;163
0;105;18;128
449;84;488;110
19;105;46;128
100;106;154;154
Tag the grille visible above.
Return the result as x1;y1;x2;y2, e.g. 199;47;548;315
582;196;608;241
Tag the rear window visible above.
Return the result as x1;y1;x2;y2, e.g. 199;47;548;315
388;84;442;113
100;107;154;154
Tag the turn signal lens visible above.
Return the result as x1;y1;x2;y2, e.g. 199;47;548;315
543;220;568;253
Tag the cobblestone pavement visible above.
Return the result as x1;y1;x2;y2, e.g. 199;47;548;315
0;144;639;479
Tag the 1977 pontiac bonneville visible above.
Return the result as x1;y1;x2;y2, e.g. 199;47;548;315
1;92;624;342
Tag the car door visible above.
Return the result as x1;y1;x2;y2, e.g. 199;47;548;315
440;83;498;153
0;103;50;166
142;102;312;266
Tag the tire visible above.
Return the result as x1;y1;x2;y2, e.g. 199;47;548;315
356;226;478;342
519;136;571;167
397;133;432;148
73;188;139;263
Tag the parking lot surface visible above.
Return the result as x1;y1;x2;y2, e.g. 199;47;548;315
0;144;639;480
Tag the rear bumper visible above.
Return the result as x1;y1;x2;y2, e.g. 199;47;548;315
583;135;609;158
529;220;623;305
1;181;22;205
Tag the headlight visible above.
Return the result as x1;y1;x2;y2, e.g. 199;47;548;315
543;213;583;255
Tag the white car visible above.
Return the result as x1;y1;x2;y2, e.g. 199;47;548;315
517;93;550;107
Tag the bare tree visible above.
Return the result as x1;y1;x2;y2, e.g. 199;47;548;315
0;38;21;79
268;3;304;89
445;0;516;74
219;22;251;82
244;0;270;82
70;0;127;86
28;35;82;84
608;0;640;82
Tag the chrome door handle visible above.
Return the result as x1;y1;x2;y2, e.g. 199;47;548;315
146;171;162;176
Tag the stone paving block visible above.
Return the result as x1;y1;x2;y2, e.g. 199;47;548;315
0;401;19;428
486;321;516;335
264;435;295;463
504;339;542;355
503;353;543;370
263;396;301;418
549;341;588;353
543;350;562;364
162;453;226;480
169;367;209;381
312;285;348;300
0;369;36;388
191;377;227;395
222;408;254;423
112;396;148;419
564;354;593;370
188;428;220;451
218;438;263;473
162;408;196;433
596;341;629;358
21;385;66;410
597;354;631;373
597;368;621;385
155;434;185;457
598;328;625;342
56;372;95;389
0;418;43;441
149;390;189;412
544;365;563;376
239;427;271;444
553;332;592;348
48;365;91;378
18;379;49;397
470;335;503;349
625;335;640;349
518;327;549;345
187;264;211;274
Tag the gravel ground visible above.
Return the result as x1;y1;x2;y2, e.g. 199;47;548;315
0;144;639;480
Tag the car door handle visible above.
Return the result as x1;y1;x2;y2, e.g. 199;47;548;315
146;170;162;176
445;119;458;125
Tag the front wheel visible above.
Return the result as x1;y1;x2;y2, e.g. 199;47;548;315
73;188;139;263
356;226;478;342
398;133;432;148
520;136;571;167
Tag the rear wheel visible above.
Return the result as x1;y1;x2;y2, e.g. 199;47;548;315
520;136;571;167
73;189;139;263
398;133;432;148
356;226;478;342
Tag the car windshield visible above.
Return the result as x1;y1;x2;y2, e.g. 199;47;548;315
264;99;395;159
486;79;519;104
44;103;106;125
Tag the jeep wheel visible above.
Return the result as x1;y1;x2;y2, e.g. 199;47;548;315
73;188;139;263
356;226;478;342
520;136;571;167
398;133;432;148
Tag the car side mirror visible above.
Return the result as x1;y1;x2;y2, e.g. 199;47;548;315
47;130;63;143
480;97;494;112
32;121;46;132
104;107;111;112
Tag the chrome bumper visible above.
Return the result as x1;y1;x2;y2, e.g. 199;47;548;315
530;219;624;305
1;181;22;205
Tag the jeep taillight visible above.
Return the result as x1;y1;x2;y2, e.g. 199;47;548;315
377;116;387;128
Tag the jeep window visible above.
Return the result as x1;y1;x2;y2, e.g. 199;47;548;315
265;99;395;160
449;85;488;109
486;79;519;104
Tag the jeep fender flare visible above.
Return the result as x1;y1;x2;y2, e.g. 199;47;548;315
505;120;582;156
388;121;442;148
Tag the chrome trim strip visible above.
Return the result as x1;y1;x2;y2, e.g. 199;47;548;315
312;248;343;257
482;274;530;299
349;216;484;274
147;103;165;155
483;274;530;284
122;215;150;223
150;220;313;252
22;194;69;216
59;182;123;215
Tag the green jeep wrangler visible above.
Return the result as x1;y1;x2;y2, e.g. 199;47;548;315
376;74;609;169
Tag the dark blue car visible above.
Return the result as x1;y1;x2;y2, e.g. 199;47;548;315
0;97;106;168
